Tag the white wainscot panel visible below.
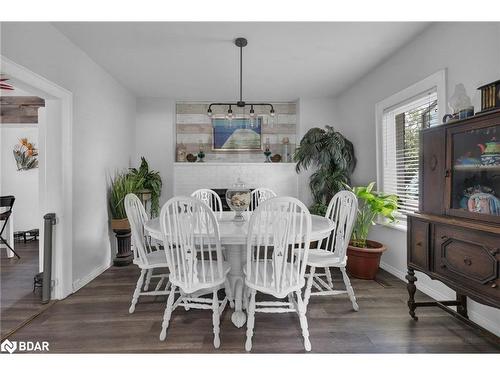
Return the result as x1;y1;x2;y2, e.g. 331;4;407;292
174;163;298;198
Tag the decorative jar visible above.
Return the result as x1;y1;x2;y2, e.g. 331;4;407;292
225;179;251;221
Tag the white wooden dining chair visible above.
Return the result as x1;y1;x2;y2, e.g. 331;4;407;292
247;187;277;211
159;196;231;348
191;189;223;217
125;193;170;314
244;197;313;352
303;190;359;312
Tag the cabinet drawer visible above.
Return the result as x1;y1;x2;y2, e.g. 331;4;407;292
434;224;500;301
408;218;430;270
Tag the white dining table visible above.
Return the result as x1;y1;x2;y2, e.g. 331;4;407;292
144;210;334;328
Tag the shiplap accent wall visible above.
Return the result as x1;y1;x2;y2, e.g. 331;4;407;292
176;102;297;163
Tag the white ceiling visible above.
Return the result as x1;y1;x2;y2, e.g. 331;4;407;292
53;22;430;100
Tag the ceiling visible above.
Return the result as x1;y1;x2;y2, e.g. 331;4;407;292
53;22;430;100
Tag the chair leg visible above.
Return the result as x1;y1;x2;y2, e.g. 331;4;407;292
325;266;333;288
303;266;315;310
143;269;153;291
243;285;249;310
129;269;146;313
0;236;21;259
340;267;359;311
212;291;221;348
296;291;312;352
159;285;177;341
224;279;234;308
245;289;256;352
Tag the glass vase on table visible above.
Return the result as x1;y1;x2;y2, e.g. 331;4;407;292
226;179;251;221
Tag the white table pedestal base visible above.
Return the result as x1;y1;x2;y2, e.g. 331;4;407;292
226;244;246;328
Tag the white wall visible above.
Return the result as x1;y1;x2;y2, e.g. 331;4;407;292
335;22;500;335
0;125;39;231
297;97;341;207
1;22;136;290
135;98;175;205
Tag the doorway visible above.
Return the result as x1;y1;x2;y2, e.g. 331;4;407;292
0;56;73;339
0;86;44;337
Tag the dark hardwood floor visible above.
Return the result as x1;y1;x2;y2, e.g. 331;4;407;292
3;259;499;353
1;240;46;338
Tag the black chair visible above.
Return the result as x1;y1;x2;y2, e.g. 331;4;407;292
0;195;20;259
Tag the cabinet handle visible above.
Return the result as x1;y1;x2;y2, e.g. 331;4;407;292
416;241;422;247
440;263;447;269
444;169;450;178
441;235;448;241
491;282;498;289
463;257;472;266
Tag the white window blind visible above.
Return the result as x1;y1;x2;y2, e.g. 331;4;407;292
381;90;438;219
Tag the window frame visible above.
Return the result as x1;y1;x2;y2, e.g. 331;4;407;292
375;70;447;231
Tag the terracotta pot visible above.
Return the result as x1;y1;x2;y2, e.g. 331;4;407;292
346;240;387;280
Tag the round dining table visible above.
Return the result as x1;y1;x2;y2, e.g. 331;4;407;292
144;211;334;328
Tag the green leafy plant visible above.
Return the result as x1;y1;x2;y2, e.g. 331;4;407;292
109;171;144;220
129;157;162;217
294;126;356;209
309;202;328;216
350;182;399;248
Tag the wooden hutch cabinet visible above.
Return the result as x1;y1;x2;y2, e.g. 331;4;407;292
406;109;500;330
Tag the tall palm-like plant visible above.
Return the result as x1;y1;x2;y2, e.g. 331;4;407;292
129;157;162;217
294;126;356;213
109;172;144;220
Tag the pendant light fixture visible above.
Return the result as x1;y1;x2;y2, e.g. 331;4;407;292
207;37;275;122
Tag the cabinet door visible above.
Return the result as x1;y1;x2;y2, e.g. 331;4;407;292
445;119;500;224
420;128;446;214
408;217;430;271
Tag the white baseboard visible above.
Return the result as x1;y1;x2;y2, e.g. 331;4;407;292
379;261;406;281
379;261;500;337
468;310;500;337
72;262;110;293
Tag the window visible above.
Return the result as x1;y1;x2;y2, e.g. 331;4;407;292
376;71;445;228
381;91;438;219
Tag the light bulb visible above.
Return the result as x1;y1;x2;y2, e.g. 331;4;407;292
207;108;213;118
270;108;275;117
269;114;275;128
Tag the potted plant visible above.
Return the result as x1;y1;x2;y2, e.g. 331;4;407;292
294;125;356;215
347;182;399;279
109;171;144;266
128;157;162;217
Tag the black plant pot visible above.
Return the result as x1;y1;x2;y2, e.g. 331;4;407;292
112;228;133;266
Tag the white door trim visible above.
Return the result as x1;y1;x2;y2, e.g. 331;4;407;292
1;55;73;299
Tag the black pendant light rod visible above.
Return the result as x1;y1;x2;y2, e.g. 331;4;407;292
207;37;275;118
238;39;243;105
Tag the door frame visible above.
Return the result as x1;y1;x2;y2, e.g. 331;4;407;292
1;56;73;299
